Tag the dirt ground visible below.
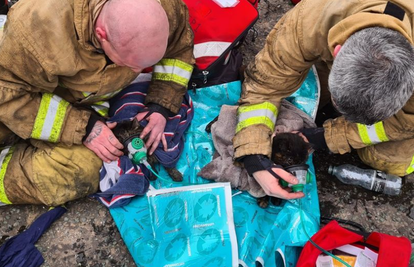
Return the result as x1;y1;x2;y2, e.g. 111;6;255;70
1;0;413;266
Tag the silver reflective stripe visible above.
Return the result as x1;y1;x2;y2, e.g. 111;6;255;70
40;96;61;139
357;122;388;145
130;73;152;84
153;65;192;81
237;109;277;124
193;41;232;58
366;124;381;144
31;94;69;142
91;101;110;117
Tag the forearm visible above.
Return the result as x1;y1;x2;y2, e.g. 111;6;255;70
0;85;91;145
324;110;414;154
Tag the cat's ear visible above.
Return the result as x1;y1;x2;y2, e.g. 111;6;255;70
131;118;140;128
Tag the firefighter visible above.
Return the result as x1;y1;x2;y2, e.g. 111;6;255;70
234;0;414;199
0;0;195;206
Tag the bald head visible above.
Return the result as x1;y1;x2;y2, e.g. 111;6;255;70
95;0;169;71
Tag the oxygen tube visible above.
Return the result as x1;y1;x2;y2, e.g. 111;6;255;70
127;137;194;185
298;200;352;267
126;137;171;183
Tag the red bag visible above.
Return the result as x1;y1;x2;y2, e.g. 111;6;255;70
296;220;412;267
182;0;259;88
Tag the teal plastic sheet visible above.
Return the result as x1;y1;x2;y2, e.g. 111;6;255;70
286;66;320;120
151;81;242;189
110;69;320;267
111;183;237;266
234;155;319;267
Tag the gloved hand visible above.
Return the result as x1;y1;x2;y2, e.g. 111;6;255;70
300;127;328;150
242;154;305;199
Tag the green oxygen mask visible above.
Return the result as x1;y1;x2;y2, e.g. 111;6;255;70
279;164;311;192
127;137;147;165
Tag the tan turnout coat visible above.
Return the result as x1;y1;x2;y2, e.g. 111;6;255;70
0;0;195;146
234;0;414;175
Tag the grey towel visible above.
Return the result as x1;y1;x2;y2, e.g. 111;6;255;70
197;100;316;197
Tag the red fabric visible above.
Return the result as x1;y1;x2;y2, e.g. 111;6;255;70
296;221;363;267
366;232;411;267
296;220;411;267
247;0;259;8
291;0;301;4
182;0;258;70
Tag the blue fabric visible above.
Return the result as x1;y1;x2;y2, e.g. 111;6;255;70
109;81;194;168
109;71;321;266
94;81;194;208
95;156;150;208
0;207;66;267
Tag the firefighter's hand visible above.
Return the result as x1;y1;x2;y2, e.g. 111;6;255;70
135;111;167;155
83;120;124;163
253;169;305;199
243;154;305;200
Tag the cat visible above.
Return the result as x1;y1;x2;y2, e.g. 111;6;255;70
112;118;183;182
256;132;311;208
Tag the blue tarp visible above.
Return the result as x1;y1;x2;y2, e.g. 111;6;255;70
110;69;321;267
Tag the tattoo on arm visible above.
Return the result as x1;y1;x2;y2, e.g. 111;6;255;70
84;123;103;144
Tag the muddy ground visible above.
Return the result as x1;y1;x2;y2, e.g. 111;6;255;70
1;0;413;266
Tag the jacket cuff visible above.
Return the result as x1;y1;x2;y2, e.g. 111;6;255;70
323;117;352;154
146;103;175;120
233;125;273;159
82;113;105;142
242;154;271;176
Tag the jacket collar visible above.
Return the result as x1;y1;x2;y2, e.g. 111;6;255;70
328;12;413;55
74;0;107;51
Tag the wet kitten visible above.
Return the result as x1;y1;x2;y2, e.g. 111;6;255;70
112;118;183;182
257;132;311;208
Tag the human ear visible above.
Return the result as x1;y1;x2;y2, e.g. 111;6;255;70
95;27;108;42
333;45;342;58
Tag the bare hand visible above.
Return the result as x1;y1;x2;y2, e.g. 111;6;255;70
253;168;305;199
135;111;167;155
83;121;124;163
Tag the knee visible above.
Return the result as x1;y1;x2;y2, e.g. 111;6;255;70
32;144;102;206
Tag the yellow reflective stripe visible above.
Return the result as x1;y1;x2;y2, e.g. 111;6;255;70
236;102;278;133
357;124;371;145
153;59;193;87
0;146;14;204
82;89;122;101
238;102;278;115
374;122;389;142
357;122;388;145
92;106;109;117
93;101;110;107
236;117;275;133
406;156;414;174
102;88;123;99
91;101;109;117
31;93;70;142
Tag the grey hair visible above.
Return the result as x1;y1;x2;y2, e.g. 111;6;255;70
328;27;414;125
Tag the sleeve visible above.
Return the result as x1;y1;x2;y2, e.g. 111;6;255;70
0;21;91;145
145;0;196;114
233;4;316;159
324;96;414;154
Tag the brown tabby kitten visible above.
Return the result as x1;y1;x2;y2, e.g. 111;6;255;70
257;132;311;208
112;118;183;182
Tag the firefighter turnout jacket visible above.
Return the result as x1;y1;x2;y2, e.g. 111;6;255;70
234;0;414;176
0;0;194;205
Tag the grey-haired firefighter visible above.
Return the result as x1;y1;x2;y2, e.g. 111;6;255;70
0;0;194;206
234;0;414;199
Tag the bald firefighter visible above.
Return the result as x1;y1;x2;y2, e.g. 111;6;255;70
0;0;194;206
